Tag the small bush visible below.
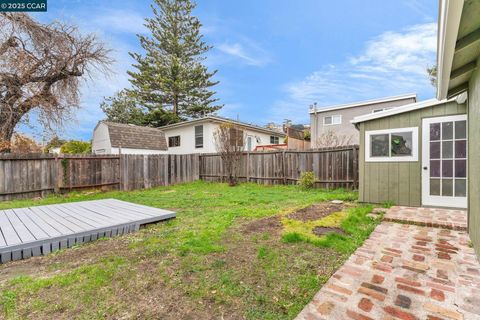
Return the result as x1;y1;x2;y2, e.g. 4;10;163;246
298;171;315;189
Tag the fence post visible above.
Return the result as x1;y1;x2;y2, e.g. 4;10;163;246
54;156;60;194
246;152;250;182
282;151;287;185
352;145;358;190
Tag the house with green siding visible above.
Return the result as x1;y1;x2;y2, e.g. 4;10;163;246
352;0;480;258
435;0;480;258
352;98;467;208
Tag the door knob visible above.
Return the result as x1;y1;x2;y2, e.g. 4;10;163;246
423;166;428;170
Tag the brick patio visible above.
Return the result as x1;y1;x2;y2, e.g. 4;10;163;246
384;206;468;231
296;207;480;320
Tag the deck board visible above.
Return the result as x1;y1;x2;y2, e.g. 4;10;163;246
0;199;175;263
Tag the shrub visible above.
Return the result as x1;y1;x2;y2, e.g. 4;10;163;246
298;171;315;189
60;140;91;154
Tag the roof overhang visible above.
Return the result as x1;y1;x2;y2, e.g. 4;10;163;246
309;93;417;114
351;98;455;125
437;0;480;99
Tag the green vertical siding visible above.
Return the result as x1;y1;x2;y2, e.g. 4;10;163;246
468;61;480;258
358;100;466;206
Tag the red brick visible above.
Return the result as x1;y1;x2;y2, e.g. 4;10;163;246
438;252;451;260
346;309;374;320
430;289;445;302
326;283;352;296
358;287;386;302
397;283;425;296
361;282;388;294
412;254;425;262
385;247;402;254
358;298;373;312
371;274;384;284
395;294;412;309
373;262;393;273
436;269;448;280
381;255;394;263
384;306;418;320
395;277;421;287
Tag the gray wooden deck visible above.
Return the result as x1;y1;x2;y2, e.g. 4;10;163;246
0;199;175;263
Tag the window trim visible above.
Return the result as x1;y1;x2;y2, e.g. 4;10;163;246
323;115;342;126
194;125;203;149
270;136;280;144
365;127;418;162
168;135;181;148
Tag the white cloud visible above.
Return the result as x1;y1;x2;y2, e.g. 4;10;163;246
271;23;437;123
92;10;148;34
217;40;271;66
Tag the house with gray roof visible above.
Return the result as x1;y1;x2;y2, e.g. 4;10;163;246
92;121;168;154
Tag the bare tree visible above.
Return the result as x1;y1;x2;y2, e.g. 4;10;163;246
214;123;246;186
10;133;42;153
316;130;353;147
0;13;112;152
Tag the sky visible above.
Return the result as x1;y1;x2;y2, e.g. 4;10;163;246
25;0;438;141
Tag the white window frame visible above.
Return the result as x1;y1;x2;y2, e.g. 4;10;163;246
323;115;342;126
194;125;203;149
365;127;418;162
270;136;280;144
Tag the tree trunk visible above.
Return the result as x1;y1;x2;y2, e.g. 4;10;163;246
0;105;25;153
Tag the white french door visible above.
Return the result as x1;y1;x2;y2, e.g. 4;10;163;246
422;115;467;208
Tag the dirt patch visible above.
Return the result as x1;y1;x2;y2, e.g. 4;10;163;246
312;226;348;237
287;202;345;222
242;215;282;234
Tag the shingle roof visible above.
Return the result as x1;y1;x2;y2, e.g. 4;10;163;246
101;122;168;150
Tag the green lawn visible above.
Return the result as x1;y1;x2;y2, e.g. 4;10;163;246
0;181;378;319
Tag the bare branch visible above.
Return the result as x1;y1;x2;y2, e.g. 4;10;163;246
0;13;113;152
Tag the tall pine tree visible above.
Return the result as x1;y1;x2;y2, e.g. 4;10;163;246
128;0;221;126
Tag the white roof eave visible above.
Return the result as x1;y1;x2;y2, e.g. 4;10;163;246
436;0;465;100
308;93;417;114
351;98;454;124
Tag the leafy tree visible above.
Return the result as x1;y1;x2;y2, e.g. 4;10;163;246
60;140;92;154
45;136;67;153
100;90;147;125
128;0;222;126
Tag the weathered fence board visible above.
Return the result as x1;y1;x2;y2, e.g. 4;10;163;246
199;145;359;189
0;154;199;200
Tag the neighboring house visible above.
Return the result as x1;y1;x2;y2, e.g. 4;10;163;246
92;121;167;154
436;0;480;257
352;98;466;208
156;116;286;154
49;147;61;154
310;93;417;147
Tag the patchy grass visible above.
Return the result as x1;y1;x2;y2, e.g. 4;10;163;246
282;205;375;253
0;181;377;319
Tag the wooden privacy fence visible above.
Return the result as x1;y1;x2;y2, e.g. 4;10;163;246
199;145;359;189
0;146;358;201
0;153;199;201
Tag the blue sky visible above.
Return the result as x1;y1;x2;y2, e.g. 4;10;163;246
26;0;438;140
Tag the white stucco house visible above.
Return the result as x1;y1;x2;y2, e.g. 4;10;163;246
92;121;168;154
156;116;286;154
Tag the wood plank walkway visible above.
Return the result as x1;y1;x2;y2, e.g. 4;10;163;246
0;199;175;263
